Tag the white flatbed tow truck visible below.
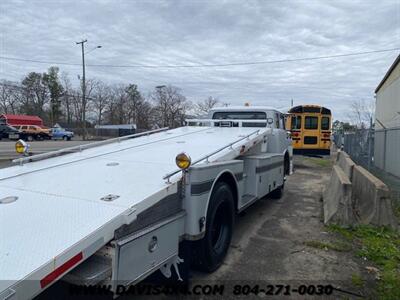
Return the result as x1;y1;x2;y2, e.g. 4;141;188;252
0;106;292;299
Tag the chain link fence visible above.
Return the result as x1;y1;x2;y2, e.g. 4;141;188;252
334;127;400;218
374;127;400;179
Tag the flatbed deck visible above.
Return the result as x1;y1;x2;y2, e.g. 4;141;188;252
0;126;269;297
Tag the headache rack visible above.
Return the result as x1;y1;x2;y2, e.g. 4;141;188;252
186;118;271;128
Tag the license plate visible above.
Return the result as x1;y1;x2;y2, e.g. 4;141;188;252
9;133;19;139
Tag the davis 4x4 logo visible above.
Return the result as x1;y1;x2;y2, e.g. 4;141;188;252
69;284;225;296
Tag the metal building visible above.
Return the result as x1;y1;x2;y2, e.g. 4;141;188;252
374;54;400;177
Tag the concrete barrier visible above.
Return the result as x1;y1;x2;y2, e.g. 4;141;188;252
336;151;355;181
352;165;398;229
324;151;398;229
323;165;354;225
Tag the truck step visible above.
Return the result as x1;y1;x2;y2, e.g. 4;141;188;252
63;251;112;286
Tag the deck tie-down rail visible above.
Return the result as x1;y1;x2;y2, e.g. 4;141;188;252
163;129;260;182
12;127;169;165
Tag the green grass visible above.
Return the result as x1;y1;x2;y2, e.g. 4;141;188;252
394;201;400;219
304;240;352;252
304;157;332;168
351;273;364;288
328;224;400;300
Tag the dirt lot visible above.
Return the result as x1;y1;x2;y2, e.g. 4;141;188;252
188;155;375;299
36;155;383;299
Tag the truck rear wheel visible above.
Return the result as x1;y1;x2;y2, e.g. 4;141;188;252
194;182;234;273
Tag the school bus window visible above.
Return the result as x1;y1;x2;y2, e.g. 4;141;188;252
291;116;301;130
305;116;318;129
321;117;330;130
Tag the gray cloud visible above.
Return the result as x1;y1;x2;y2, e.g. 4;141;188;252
0;0;399;120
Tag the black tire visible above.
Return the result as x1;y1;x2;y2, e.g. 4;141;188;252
27;135;34;142
270;184;284;199
193;182;235;273
63;136;68;141
284;153;290;176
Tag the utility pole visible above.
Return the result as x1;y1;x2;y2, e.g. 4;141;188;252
75;41;101;139
76;39;87;139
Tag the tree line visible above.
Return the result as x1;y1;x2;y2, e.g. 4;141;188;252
0;66;220;134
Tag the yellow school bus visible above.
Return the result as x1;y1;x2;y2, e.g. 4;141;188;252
286;105;331;155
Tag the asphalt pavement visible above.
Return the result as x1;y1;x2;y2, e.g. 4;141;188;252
0;139;92;168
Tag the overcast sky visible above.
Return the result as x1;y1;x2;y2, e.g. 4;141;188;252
0;0;399;120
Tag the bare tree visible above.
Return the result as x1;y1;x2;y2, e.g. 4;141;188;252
73;78;97;138
0;81;21;114
0;81;12;114
70;89;83;124
92;81;110;125
99;83;154;128
194;96;219;116
136;101;154;129
1;70;185;133
101;84;127;125
125;84;154;129
151;85;191;128
60;72;74;125
348;99;375;128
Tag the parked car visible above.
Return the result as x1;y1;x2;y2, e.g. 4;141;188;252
0;124;20;139
51;127;74;141
13;125;52;141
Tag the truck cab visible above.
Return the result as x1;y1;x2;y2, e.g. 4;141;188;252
208;106;292;174
51;127;74;141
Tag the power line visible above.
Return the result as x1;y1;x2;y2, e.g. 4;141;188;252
0;48;399;69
